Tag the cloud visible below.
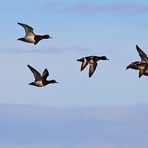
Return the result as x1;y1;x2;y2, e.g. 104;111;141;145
68;3;148;15
0;144;62;148
0;104;148;147
0;47;63;54
43;2;148;15
0;45;98;55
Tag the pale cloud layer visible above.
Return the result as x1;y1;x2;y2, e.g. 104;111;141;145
67;3;148;15
0;104;148;148
43;2;148;15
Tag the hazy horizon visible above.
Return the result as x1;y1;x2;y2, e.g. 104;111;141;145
0;103;148;148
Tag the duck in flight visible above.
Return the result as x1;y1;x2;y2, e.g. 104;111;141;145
27;65;58;87
126;45;148;78
126;61;148;78
77;55;109;78
17;22;52;45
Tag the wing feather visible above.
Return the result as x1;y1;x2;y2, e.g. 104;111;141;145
136;45;148;62
81;58;89;71
27;65;42;81
18;22;35;36
42;69;49;80
89;63;97;77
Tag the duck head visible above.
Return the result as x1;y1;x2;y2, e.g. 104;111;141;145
126;61;139;70
43;34;52;39
100;56;109;60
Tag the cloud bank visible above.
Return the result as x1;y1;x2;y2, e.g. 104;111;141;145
68;3;148;15
43;2;148;15
0;104;148;148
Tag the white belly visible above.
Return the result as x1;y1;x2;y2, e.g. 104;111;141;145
35;81;44;87
25;35;35;43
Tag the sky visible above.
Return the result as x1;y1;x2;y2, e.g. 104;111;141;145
0;0;148;106
1;0;148;147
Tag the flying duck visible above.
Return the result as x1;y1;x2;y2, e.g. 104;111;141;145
126;45;148;77
77;55;109;77
27;65;58;87
126;61;148;78
17;22;52;45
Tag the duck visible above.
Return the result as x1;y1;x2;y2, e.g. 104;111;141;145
126;61;148;78
17;22;52;45
27;64;58;87
77;55;109;77
126;45;148;78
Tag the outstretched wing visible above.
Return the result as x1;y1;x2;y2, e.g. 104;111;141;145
136;45;148;62
27;65;42;81
89;63;98;78
18;22;35;36
42;69;49;80
81;58;89;71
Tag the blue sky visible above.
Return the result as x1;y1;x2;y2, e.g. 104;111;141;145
1;0;148;147
0;0;148;106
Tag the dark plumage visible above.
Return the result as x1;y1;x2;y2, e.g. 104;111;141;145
17;22;52;45
126;45;148;78
77;55;109;77
27;65;58;87
126;62;148;78
136;45;148;62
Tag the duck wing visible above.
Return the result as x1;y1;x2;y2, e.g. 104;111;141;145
89;63;97;77
18;22;35;37
42;69;49;80
136;45;148;62
81;58;89;71
27;65;42;81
